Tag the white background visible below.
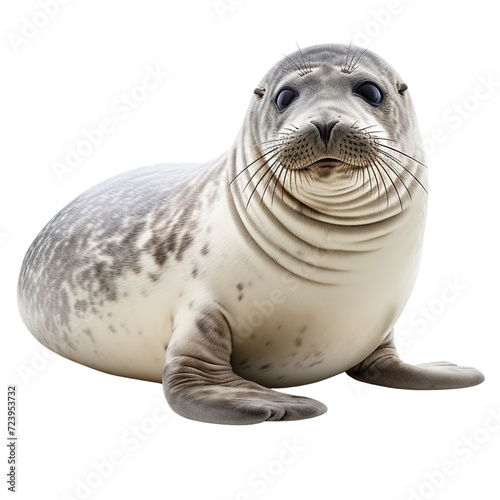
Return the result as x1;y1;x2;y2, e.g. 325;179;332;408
1;1;499;499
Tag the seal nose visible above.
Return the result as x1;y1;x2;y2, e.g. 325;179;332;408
311;120;339;146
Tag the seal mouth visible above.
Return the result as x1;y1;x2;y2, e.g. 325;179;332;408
306;158;345;169
312;158;344;167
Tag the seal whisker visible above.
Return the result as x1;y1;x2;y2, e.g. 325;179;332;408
372;159;390;206
230;146;279;185
283;52;310;78
297;168;307;191
367;160;379;197
342;43;367;74
341;43;353;73
296;169;304;192
371;161;382;199
241;150;282;197
376;143;428;168
362;164;372;193
361;165;367;190
377;155;413;201
374;157;406;211
283;53;303;76
356;167;363;187
363;129;386;137
289;165;296;196
295;42;313;75
301;166;313;189
351;48;368;73
271;163;286;205
300;144;315;186
246;162;275;209
355;123;379;132
246;152;287;208
258;137;287;145
253;141;284;151
272;128;295;137
251;130;292;151
260;160;282;205
375;148;427;193
370;136;399;144
294;168;300;192
243;142;279;157
281;165;290;202
354;166;361;186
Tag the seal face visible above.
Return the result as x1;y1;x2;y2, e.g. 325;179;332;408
18;44;484;424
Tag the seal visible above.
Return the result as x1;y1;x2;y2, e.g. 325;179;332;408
18;44;484;424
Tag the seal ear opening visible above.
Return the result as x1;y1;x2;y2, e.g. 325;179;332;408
397;83;408;95
254;87;265;99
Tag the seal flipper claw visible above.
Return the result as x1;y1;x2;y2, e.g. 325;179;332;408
162;306;327;425
346;330;485;390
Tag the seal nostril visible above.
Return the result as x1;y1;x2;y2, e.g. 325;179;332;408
325;120;339;139
311;120;339;146
311;120;326;141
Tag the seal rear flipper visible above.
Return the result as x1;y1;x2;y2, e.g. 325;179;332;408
162;306;327;425
346;330;485;390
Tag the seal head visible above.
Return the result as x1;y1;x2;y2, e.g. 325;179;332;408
239;44;426;221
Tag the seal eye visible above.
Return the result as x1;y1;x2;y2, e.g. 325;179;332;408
355;82;383;106
276;88;296;110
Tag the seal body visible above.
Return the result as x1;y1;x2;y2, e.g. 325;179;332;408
18;44;484;424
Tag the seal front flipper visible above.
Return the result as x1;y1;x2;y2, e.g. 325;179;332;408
346;330;485;390
162;306;327;425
